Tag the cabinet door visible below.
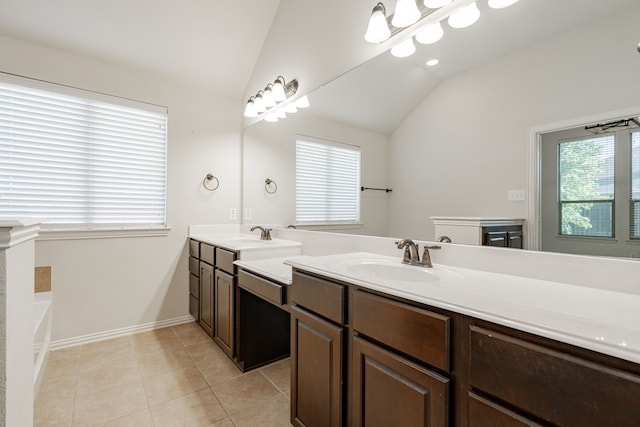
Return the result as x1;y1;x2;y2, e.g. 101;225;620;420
352;336;448;427
507;231;523;249
291;306;343;427
214;269;234;357
199;263;214;337
483;231;508;247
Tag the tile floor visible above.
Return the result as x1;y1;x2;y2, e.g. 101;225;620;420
35;322;293;427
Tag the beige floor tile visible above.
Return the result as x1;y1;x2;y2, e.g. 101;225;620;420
136;346;196;379
260;358;290;393
80;336;132;355
78;348;137;375
171;321;199;333
211;418;235;427
230;394;292;427
37;374;78;403
173;324;211;347
197;352;243;386
130;327;179;347
45;354;80;378
143;364;209;406
76;362;141;397
49;346;81;360
34;394;75;427
211;370;281;415
98;409;154;427
72;381;148;426
150;388;228;426
184;339;228;366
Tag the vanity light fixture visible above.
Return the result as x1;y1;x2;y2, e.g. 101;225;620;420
243;76;299;118
424;0;453;8
392;0;422;27
295;95;310;109
488;0;519;9
415;21;444;44
448;1;480;28
391;37;416;57
365;3;392;43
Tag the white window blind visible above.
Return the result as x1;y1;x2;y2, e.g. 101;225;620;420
296;136;360;224
631;131;640;238
0;75;168;230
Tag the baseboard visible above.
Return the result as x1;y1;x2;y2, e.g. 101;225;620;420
49;315;196;350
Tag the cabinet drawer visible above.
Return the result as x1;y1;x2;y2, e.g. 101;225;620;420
353;290;450;372
238;270;284;305
189;239;200;258
200;243;214;265
469;325;640;426
189;273;199;298
292;271;346;325
468;392;542;427
188;256;200;276
215;247;236;274
189;294;199;321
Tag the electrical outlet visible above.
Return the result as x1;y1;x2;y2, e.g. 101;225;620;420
244;208;252;220
229;208;237;220
508;190;526;201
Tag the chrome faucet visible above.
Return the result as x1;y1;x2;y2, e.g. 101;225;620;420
250;226;272;240
395;239;441;268
396;239;421;264
421;245;441;268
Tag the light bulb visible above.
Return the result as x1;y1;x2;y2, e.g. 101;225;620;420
448;2;480;29
243;97;258;118
488;0;519;9
391;38;416;58
364;3;391;43
284;103;298;114
392;0;421;28
424;0;453;8
263;84;276;108
264;112;279;123
426;58;439;66
295;96;310;108
415;21;444;44
272;77;287;102
254;92;266;113
276;109;287;119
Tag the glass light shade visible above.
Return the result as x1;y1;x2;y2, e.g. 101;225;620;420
364;3;391;43
391;38;416;58
424;0;453;8
272;77;287;102
276;109;287;119
426;58;439;66
263;85;276;108
391;0;421;28
295;95;310;108
284;103;298;113
264;112;279;122
415;21;444;44
488;0;519;8
243;98;258;118
253;92;266;113
448;2;480;29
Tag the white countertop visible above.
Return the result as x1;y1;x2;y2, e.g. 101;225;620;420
284;252;640;364
190;232;302;253
234;257;294;285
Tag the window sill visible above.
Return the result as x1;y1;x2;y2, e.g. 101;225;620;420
36;226;171;241
296;223;363;232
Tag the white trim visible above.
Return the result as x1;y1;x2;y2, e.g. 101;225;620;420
528;105;640;252
36;226;171;241
0;224;40;249
49;315;195;350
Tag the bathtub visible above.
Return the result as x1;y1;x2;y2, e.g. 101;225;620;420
33;291;52;394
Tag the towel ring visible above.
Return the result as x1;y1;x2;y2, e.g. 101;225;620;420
265;178;278;194
203;174;219;191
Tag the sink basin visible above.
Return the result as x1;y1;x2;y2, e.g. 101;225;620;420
340;259;462;284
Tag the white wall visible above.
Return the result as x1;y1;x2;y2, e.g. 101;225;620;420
0;35;242;342
243;113;390;236
388;5;640;241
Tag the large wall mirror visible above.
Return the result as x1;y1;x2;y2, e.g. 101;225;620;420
242;0;640;258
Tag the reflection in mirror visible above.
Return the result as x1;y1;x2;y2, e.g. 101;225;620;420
243;0;640;257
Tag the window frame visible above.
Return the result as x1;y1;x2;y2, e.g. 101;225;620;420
0;72;170;239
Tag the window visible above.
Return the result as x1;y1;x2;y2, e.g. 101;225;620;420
0;74;168;231
295;135;360;224
631;131;640;238
558;135;615;237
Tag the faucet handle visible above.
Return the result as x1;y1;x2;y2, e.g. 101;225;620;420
264;228;272;240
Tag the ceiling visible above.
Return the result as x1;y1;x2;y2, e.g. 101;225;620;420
0;0;282;99
309;0;640;135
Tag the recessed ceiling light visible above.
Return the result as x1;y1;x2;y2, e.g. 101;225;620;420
426;59;440;66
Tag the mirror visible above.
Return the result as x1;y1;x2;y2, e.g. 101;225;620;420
243;0;640;257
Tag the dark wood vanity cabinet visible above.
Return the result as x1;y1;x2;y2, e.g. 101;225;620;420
291;271;346;427
199;253;215;337
188;240;200;321
214;247;236;358
482;225;523;249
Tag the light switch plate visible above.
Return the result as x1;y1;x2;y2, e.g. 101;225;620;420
229;208;237;220
244;209;252;220
508;190;526;201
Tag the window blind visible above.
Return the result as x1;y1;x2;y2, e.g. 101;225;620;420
558;135;615;237
0;75;167;229
295;136;360;224
631;131;640;238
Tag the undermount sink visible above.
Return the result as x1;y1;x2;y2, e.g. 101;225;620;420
340;259;462;284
